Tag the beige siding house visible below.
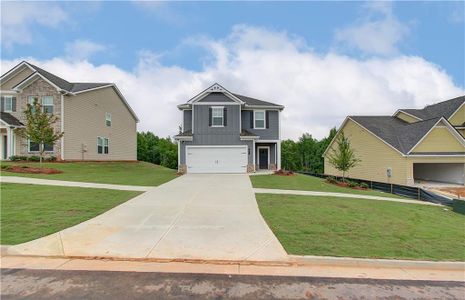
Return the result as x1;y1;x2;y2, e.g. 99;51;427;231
324;96;465;186
0;61;138;161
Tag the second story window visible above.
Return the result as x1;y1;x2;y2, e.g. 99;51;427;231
254;110;266;129
3;96;13;112
28;96;40;112
105;113;112;127
211;107;224;127
42;96;54;113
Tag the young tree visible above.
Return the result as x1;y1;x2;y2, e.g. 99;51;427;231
18;100;64;165
327;131;360;181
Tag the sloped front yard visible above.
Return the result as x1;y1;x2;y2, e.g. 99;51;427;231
1;183;141;245
1;161;177;186
257;194;465;261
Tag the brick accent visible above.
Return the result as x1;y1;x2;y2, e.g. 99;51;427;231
270;164;277;171
247;164;255;173
178;164;187;174
14;78;63;159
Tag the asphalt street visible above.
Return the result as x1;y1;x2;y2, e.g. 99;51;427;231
2;268;464;299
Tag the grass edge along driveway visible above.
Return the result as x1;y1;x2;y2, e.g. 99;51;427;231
1;183;142;245
257;193;465;261
1;161;178;186
250;173;405;199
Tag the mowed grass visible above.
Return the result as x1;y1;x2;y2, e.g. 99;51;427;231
1;183;142;245
257;194;465;261
1;161;178;186
250;173;403;198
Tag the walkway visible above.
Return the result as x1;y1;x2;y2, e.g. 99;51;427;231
0;176;152;192
4;174;287;262
253;188;441;206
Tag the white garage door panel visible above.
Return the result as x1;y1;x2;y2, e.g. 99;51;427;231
187;146;247;173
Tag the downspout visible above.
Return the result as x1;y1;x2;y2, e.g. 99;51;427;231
60;93;65;160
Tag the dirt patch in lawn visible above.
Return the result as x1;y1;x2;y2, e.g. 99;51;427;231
438;187;465;198
2;165;63;175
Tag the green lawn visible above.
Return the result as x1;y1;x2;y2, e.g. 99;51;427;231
257;194;465;261
1;183;142;245
1;161;178;186
250;173;403;198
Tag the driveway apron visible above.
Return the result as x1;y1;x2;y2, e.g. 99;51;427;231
6;174;287;261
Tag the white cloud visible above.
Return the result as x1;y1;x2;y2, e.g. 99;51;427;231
335;1;409;56
2;25;462;140
1;2;67;48
65;40;107;60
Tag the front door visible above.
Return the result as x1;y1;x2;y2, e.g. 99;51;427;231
2;135;7;160
258;148;269;170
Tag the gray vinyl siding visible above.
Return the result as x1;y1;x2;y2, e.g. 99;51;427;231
241;110;279;140
183;110;192;131
197;92;235;102
193;104;240;137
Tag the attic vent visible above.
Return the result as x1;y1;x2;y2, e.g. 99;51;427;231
207;84;224;92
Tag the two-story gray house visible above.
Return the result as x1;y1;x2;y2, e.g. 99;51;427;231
175;84;284;173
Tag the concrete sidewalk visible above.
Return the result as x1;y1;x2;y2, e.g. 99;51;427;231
0;176;152;191
2;256;464;282
254;188;441;206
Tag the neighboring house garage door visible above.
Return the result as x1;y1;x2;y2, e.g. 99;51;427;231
413;163;465;185
186;146;247;174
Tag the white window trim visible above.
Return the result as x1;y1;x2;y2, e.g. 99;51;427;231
105;112;112;127
254;110;266;129
97;136;109;154
211;106;224;127
3;96;13;112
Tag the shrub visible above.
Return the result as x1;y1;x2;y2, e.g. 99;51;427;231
9;155;27;161
347;180;358;188
46;156;57;162
326;176;338;184
1;165;11;170
359;182;369;189
28;156;40;162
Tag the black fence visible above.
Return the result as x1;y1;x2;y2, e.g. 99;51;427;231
299;172;455;206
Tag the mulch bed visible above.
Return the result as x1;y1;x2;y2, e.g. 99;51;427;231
2;165;63;175
274;170;295;176
439;188;465;198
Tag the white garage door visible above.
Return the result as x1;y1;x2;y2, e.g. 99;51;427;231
186;146;247;174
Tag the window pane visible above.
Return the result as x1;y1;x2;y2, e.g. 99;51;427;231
104;146;109;154
29;141;39;152
4;97;12;111
98;146;103;154
255;111;265;120
212;116;223;126
44;143;53;151
212;108;223;117
255;120;265;128
104;138;109;146
97;137;103;146
42;96;53;105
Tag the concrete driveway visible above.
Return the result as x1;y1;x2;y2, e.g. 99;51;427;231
6;174;287;261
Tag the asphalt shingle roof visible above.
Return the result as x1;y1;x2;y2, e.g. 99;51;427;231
400;96;464;120
0;112;24;127
350;116;441;154
232;93;282;107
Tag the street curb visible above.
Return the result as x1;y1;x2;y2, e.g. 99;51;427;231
289;255;465;270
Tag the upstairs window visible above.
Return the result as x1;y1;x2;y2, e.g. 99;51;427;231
28;96;40;112
97;137;109;154
254;110;266;129
3;96;13;112
211;107;224;127
105;113;112;127
41;96;54;113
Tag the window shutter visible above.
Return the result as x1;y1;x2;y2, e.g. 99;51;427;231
266;111;270;128
0;96;4;112
250;111;253;128
12;97;16;112
223;107;227;126
208;107;212;126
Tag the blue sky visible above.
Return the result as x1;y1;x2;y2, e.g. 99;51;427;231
1;1;464;138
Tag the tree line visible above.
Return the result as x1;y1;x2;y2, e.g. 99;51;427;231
137;128;337;173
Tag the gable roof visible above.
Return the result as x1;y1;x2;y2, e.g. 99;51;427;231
1;61;138;122
350;116;442;155
0;112;24;127
180;83;284;109
397;96;464;120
